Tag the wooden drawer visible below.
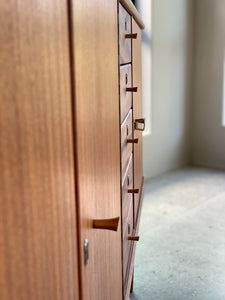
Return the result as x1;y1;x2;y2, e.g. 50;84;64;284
119;3;131;64
121;109;133;181
120;64;132;123
122;154;133;236
122;202;133;282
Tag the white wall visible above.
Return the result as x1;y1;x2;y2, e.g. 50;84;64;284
136;0;152;135
141;0;194;178
191;0;225;168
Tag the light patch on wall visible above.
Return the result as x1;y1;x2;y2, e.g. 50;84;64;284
136;0;152;136
223;51;225;127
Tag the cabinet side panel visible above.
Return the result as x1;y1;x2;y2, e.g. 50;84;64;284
72;0;123;299
132;20;143;226
0;1;79;299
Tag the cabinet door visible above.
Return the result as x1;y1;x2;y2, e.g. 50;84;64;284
0;1;79;299
132;20;143;227
72;0;123;299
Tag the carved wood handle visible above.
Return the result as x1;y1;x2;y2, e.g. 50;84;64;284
127;138;138;144
126;87;138;92
93;217;120;231
125;33;137;39
128;189;139;194
128;236;139;241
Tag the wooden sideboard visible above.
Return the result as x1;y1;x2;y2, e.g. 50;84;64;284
0;0;144;299
119;2;145;299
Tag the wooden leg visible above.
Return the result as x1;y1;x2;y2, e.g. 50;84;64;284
130;269;134;293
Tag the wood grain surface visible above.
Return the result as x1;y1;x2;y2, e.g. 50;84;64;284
119;3;132;65
72;0;122;299
132;20;143;228
0;1;79;299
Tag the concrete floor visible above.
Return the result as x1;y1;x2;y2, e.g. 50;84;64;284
130;167;225;300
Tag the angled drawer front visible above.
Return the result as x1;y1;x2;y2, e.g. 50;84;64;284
122;202;133;282
119;3;131;64
122;154;133;236
120;64;132;123
121;109;133;181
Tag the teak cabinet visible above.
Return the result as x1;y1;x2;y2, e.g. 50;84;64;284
0;0;144;299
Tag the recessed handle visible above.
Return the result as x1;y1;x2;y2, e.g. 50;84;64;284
134;118;145;131
127;175;130;186
128;223;131;234
128;189;139;194
128;236;139;241
126;124;129;136
125;33;137;39
126;87;138;92
125;73;128;85
127;138;138;144
93;217;120;231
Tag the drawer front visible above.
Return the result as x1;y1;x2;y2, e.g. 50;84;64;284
121;109;133;181
119;3;131;64
133;127;143;228
120;64;132;123
122;154;133;236
123;202;133;282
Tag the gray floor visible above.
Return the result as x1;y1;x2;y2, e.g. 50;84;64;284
130;167;225;300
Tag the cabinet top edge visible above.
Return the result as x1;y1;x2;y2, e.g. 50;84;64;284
120;0;145;29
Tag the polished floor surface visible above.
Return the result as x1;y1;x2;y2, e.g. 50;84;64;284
130;167;225;300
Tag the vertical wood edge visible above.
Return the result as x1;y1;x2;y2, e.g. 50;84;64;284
66;0;82;298
117;1;126;297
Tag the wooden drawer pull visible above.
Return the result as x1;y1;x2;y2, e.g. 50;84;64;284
128;189;139;194
127;138;138;144
128;236;139;241
126;87;138;92
93;217;120;231
125;33;137;39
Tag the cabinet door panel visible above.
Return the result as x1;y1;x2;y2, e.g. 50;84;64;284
72;0;122;299
0;1;79;299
